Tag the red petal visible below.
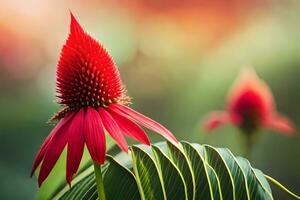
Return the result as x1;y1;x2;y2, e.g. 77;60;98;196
98;108;128;152
109;104;178;144
84;107;106;165
264;114;295;135
203;111;231;133
66;109;85;185
38;112;75;187
31;129;55;177
109;109;150;145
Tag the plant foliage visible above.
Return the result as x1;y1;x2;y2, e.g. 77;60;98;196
45;141;294;200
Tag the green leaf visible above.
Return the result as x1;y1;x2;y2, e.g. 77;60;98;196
204;145;235;200
43;141;299;200
181;141;214;199
103;156;140;200
131;146;165;200
60;173;95;200
166;142;195;200
206;164;223;200
236;157;273;200
152;145;188;200
213;147;249;200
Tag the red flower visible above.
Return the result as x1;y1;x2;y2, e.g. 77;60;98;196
203;68;295;135
31;13;178;187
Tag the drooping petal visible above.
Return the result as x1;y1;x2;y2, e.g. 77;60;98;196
31;130;55;177
84;107;106;165
109;104;178;144
203;111;231;133
98;108;128;152
66;109;85;185
264;114;295;135
109;109;150;145
38;112;75;187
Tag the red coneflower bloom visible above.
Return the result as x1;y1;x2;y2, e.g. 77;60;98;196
31;13;178;187
203;68;295;135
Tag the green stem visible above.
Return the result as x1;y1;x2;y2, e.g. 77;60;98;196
265;174;300;199
93;162;106;200
243;132;254;161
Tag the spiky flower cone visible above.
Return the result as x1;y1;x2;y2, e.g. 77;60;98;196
31;13;178;187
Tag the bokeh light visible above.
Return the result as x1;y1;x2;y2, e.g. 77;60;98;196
0;0;299;199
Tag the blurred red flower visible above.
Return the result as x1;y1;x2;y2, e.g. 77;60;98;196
31;13;177;187
203;68;295;135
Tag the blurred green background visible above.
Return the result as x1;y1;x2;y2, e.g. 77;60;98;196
0;0;300;199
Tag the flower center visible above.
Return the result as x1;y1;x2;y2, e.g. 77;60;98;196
51;16;130;121
231;90;266;133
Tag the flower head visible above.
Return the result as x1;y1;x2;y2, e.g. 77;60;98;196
31;13;177;187
203;68;295;135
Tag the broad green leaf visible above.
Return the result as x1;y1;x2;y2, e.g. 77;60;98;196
216;148;249;200
152;145;188;200
236;157;273;200
253;169;272;194
167;141;195;200
103;156;140;200
181;141;213;199
131;146;165;200
60;173;95;200
43;141;300;200
206;164;222;200
204;145;235;200
53;163;109;200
